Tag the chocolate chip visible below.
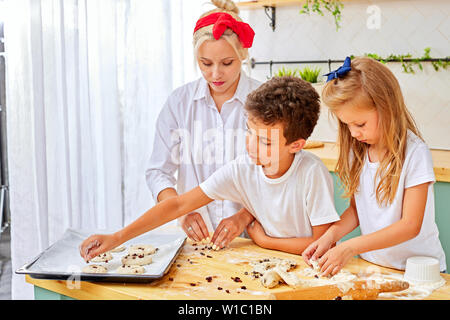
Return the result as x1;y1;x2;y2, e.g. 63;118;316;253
225;289;230;294
200;252;205;256
177;264;181;267
190;283;196;286
218;287;223;290
334;296;342;300
241;286;246;290
138;255;144;258
169;277;174;281
206;255;213;258
206;276;213;282
314;275;319;279
244;272;248;275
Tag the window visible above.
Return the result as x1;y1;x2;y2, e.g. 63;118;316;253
0;0;9;232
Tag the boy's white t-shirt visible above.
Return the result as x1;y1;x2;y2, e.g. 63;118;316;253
356;131;446;271
200;150;340;238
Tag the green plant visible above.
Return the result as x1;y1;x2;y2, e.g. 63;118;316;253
298;66;322;83
274;66;299;77
300;0;344;31
351;48;449;74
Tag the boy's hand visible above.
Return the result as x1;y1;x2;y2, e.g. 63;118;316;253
317;242;355;277
301;231;335;266
79;233;120;262
246;220;268;247
211;211;253;249
181;212;209;242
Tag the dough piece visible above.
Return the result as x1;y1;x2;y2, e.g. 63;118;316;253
90;252;113;263
261;269;282;288
110;245;126;253
115;265;146;274
250;257;297;274
121;253;153;266
309;258;320;272
274;266;303;287
128;244;156;256
82;264;108;274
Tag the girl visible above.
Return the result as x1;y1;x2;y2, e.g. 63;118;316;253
146;0;260;248
302;56;446;275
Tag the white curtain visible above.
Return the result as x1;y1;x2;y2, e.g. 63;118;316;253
4;0;209;299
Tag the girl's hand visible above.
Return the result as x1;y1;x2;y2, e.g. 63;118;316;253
211;211;253;249
246;220;268;247
181;212;210;242
79;234;120;262
301;231;335;266
317;242;355;277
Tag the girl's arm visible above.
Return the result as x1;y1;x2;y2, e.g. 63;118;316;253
324;196;360;243
319;182;429;276
80;187;213;261
344;182;428;255
246;220;333;255
302;197;359;263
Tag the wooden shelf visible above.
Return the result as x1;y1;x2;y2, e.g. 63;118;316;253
307;142;450;183
236;0;305;9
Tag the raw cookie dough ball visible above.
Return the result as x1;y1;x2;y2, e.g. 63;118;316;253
82;264;108;274
128;244;156;256
116;265;146;274
121;253;153;266
110;246;126;253
261;269;282;289
90;252;113;263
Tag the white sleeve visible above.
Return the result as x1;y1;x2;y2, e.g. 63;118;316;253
305;162;341;226
199;159;243;204
145;98;180;202
404;143;436;189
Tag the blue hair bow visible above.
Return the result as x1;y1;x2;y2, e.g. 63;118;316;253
324;56;352;82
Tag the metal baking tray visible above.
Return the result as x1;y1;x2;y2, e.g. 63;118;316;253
16;228;186;283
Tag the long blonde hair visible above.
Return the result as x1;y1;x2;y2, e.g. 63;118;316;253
193;0;249;62
322;57;422;206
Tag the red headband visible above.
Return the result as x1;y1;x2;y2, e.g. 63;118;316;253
194;12;255;48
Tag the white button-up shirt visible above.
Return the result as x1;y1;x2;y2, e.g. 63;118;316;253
145;71;261;231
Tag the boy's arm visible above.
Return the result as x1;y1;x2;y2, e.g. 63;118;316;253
80;187;213;260
115;187;213;243
246;221;333;255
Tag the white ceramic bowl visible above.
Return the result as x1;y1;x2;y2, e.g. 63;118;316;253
403;256;443;284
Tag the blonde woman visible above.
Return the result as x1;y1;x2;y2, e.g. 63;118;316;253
146;0;260;248
302;57;446;275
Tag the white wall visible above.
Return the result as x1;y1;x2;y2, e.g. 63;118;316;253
241;0;450;149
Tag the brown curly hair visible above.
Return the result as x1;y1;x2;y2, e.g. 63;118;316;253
245;76;321;144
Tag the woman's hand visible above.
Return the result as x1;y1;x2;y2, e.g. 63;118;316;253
301;231;335;267
317;242;355;277
246;220;269;248
181;212;210;242
211;210;254;249
79;233;121;262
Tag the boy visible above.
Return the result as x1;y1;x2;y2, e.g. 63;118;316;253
80;77;340;260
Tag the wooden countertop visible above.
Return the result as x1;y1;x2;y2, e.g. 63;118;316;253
26;237;450;300
305;142;450;183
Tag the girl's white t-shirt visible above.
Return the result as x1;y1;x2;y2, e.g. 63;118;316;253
200;151;340;238
356;131;446;271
